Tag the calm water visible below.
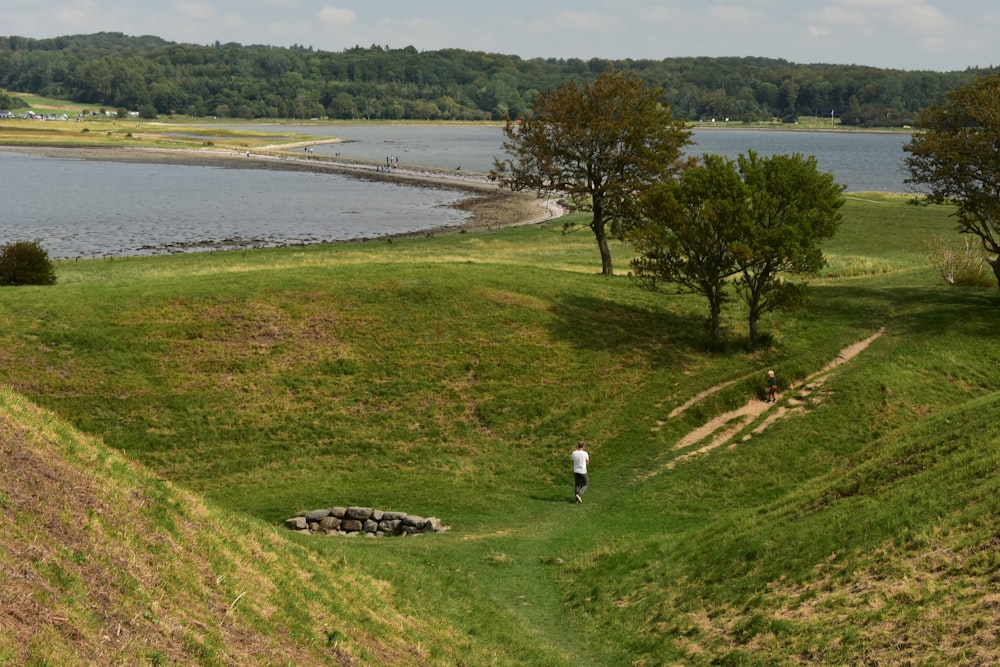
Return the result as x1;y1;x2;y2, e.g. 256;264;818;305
2;125;915;259
1;150;470;259
230;123;913;193
690;129;911;194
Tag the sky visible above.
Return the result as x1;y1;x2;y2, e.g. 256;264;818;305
2;0;997;72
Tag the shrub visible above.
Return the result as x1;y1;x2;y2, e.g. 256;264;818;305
0;240;57;286
925;236;993;287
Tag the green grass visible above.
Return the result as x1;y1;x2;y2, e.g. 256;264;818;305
1;194;998;665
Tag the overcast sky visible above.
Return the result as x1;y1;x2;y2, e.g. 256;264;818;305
2;0;996;72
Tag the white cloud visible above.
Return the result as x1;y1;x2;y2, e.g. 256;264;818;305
637;6;683;23
892;3;953;33
708;4;760;24
318;7;356;29
555;10;619;32
817;6;866;26
50;0;98;24
806;25;833;40
175;2;216;21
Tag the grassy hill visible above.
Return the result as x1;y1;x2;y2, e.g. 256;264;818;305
1;194;998;665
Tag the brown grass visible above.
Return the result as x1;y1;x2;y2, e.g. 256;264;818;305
0;390;475;666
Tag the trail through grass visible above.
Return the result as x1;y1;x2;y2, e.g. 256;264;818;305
2;195;999;664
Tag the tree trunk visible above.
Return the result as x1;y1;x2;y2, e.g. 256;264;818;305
748;313;759;345
709;296;723;344
591;200;614;276
990;256;1000;293
596;230;614;276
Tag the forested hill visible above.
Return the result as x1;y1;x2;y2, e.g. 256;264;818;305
0;31;992;125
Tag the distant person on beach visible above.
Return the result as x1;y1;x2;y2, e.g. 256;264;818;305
766;370;777;403
572;440;590;503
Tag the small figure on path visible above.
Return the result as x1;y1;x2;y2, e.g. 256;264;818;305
572;440;590;503
766;370;778;403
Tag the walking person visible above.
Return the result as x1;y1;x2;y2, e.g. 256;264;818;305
766;370;778;403
572;440;590;503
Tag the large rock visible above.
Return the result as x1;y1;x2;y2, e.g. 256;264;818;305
344;506;373;520
379;519;402;535
402;515;428;532
340;519;363;532
285;516;308;530
319;516;341;531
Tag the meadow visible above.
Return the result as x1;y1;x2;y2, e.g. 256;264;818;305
2;186;999;665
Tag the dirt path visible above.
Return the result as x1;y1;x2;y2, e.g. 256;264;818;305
642;327;886;478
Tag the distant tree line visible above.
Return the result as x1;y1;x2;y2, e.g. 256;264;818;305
0;32;993;125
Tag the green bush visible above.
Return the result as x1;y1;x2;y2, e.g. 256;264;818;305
0;240;57;286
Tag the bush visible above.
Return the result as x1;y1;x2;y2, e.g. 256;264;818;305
925;236;993;287
0;240;57;286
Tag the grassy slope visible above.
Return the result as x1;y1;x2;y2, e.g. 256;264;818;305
0;388;523;666
1;195;998;665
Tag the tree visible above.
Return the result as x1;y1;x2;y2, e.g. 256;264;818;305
491;70;691;275
904;71;1000;291
629;154;746;343
629;152;843;345
732;151;844;344
0;240;57;286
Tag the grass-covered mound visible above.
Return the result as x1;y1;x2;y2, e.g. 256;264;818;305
0;389;510;666
1;193;998;665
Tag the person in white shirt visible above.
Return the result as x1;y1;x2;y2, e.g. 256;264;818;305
572;440;590;503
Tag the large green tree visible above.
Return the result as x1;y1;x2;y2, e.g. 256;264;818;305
630;152;843;344
904;71;1000;291
630;154;746;343
733;151;844;343
491;70;691;275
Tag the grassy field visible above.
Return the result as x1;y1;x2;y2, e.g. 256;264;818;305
2;179;999;665
0;91;320;151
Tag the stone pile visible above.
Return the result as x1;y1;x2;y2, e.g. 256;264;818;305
285;506;447;537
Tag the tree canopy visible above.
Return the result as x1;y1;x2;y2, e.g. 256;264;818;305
630;152;843;344
905;71;1000;291
0;32;992;123
491;70;691;275
630;154;747;343
732;151;844;343
0;240;57;286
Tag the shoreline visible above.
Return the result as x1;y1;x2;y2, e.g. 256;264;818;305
689;123;913;135
2;143;568;248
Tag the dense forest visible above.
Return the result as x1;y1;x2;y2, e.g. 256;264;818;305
0;32;993;125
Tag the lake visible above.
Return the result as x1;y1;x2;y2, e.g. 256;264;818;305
2;124;916;259
264;123;913;194
0;149;471;259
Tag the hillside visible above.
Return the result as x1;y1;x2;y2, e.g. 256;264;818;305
0;388;516;666
0;32;993;125
1;196;999;664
